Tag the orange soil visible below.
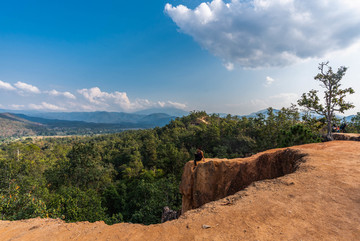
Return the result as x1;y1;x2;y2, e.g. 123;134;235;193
1;140;360;240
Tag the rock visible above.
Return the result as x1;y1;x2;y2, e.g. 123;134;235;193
202;224;211;229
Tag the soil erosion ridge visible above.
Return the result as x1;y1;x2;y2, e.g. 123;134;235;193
1;136;360;240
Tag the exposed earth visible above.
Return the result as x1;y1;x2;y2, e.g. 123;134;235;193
1;135;360;240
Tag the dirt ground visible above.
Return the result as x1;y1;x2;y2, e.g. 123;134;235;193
1;139;360;240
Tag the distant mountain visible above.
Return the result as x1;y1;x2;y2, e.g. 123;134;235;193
22;111;141;124
0;109;180;140
0;113;49;139
14;113;127;128
134;107;189;117
344;115;355;122
0;106;184;140
137;113;176;126
0;112;146;140
16;112;175;129
23;110;179;125
0;109;42;115
0;112;42;125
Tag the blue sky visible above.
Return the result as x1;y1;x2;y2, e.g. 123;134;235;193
1;0;360;115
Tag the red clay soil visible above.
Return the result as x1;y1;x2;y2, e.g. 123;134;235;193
1;140;360;240
180;148;306;213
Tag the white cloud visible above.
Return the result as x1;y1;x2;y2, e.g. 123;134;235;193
158;101;166;108
165;0;360;68
77;87;133;109
156;101;187;109
78;87;111;105
63;92;76;99
28;102;66;111
265;76;275;86
77;87;187;111
14;81;41;94
166;101;187;109
0;80;16;91
224;62;234;71
46;89;76;99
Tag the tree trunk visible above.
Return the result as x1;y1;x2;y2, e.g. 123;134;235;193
326;117;333;141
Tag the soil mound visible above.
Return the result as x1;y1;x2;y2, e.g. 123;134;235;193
1;139;360;240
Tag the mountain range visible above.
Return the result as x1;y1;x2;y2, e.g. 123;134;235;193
0;107;189;139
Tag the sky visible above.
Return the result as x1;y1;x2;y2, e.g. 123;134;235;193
1;0;360;115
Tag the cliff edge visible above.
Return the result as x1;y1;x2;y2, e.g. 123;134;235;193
179;148;306;213
1;137;360;240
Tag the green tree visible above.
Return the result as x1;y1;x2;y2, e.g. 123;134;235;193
46;142;114;191
47;186;107;222
347;112;360;133
298;61;355;140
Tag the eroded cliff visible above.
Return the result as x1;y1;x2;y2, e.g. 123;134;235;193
180;148;306;213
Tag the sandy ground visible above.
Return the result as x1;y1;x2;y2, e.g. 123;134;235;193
1;140;360;240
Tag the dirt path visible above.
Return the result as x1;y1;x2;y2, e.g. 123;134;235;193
1;140;360;240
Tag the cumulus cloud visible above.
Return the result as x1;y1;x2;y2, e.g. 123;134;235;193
77;87;187;111
265;76;275;86
28;102;66;111
46;89;76;99
0;80;16;91
14;81;41;94
165;0;360;68
77;87;133;109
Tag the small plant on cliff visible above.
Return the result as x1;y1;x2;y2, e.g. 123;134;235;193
298;61;355;140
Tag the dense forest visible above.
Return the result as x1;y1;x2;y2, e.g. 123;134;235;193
1;107;360;225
